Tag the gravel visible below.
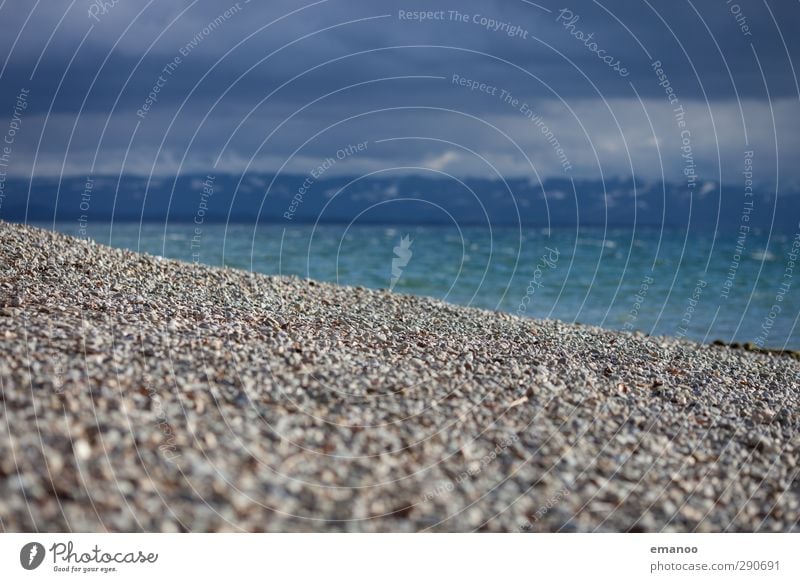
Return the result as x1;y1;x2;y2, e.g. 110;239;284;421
1;221;798;532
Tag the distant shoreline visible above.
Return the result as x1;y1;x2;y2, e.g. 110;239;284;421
30;218;787;230
4;172;799;231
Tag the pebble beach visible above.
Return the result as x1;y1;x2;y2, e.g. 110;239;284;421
0;221;798;532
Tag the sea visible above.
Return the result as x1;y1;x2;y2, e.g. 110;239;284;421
41;221;800;350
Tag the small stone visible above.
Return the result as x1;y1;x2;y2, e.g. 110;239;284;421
751;408;775;424
74;440;92;461
746;433;774;453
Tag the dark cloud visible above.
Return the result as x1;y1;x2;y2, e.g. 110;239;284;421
1;0;798;184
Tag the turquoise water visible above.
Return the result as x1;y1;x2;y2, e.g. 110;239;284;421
43;221;800;349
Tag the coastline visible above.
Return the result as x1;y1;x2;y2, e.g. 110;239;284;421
1;221;798;532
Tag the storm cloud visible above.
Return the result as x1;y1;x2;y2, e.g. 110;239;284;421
1;0;798;187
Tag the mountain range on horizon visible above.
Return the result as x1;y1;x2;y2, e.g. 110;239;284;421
2;173;797;232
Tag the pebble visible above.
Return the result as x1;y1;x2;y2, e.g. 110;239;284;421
0;221;798;533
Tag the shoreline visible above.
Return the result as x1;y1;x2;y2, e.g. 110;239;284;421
27;220;800;352
1;221;798;532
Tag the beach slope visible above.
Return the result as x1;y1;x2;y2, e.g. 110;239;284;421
0;222;797;531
